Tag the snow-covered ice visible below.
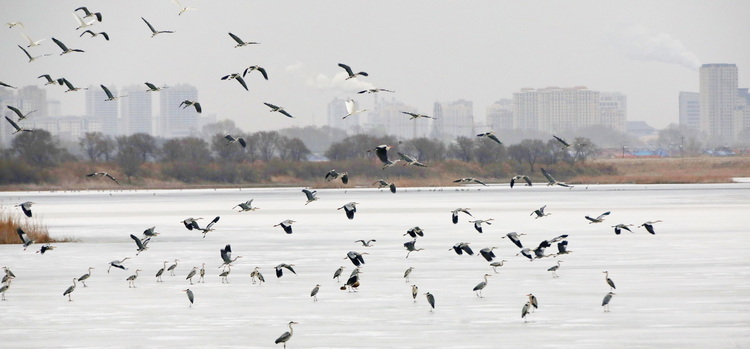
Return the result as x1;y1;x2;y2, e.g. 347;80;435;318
1;183;749;348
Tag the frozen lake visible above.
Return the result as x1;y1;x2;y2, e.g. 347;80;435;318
1;183;749;348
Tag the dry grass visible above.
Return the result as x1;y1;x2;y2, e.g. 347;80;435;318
572;156;750;184
0;210;75;245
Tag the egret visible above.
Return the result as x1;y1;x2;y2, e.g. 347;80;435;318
454;177;487;186
173;0;196;15
77;267;94;287
477;131;502;145
603;271;616;290
186;267;198;284
16;228;34;250
179;100;202;113
311;284;320;301
490;260;508;273
144;82;167;92
79;30;109;41
338;202;358;219
451;208;473;224
274;219;296;234
108;257;129;273
167;259;179;276
228;32;259;47
530;205;550;219
250;267;265;284
373;179;396;193
332;266;345;282
612;223;634;235
233;199;258;212
425;292;435;311
17;45;50;63
404;226;424;238
469;218;494;233
345;251;367;267
401;111;434;120
411;284;418;301
243;65;268;80
72;12;97;30
602;292;616;312
274;321;298;349
74;7;102;21
129;234;149;255
638;220;662;235
358;88;394;94
63;278;77;301
343;98;367;119
325;169;348;184
155;261;167;282
126;269;142;288
5;116;33;134
368;145;400;169
58;78;87;93
198;263;206;283
478;247;498;262
541;167;573;188
219;266;231;283
263;102;294;118
221;73;249;91
450;242;474;256
183;288;194;307
15;201;34;217
338;63;368;80
141;17;174;37
522;302;531;322
404;267;414;282
85;172;120;185
473;274;492;297
511;175;532;188
585;211;611;224
100;85;125;101
275;264;296;278
224;134;247;148
552;135;572;148
397;152;427;167
38;75;57;85
404;240;424;258
548;260;562;278
302;189;318;205
219;244;242;268
51;37;84;55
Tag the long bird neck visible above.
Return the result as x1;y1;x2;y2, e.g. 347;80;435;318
288;323;294;335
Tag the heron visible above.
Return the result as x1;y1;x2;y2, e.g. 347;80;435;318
343;98;367;119
74;6;102;21
0;279;11;300
404;226;424;238
264;102;294;118
126;269;142;288
469;218;494;233
473;274;492;297
638;220;662;235
349;268;361;278
221;73;249;91
368;145;400;169
250;267;265;284
219;266;231;283
522;302;531;322
602;292;616;312
144;82;167;92
243;65;268;80
16;228;34;250
345;251;367;267
338;202;358;219
79;30;109;41
397;152;427;167
454;178;487;186
195;216;220;238
425;292;435;311
373;179;396;193
228;32;259;48
100;85;125;101
17;44;50;63
612;223;634;235
556;240;571;255
180;217;202;230
51;37;84;55
548;260;562;278
404;240;424;258
129;234;149;255
404;267;414;282
77;267;94;287
311;284;320;301
532;240;555;259
302;189;318;205
36;244;55;254
332;266;345;282
186;267;198;284
173;0;196;15
585;211;611;224
354;239;376;247
275;264;296;278
5;116;33;134
219;244;242;269
341;270;361;292
167;259;179;276
401;111;435;120
179;100;202;113
63;278;77;301
478;247;498;262
541;168;573;188
338;63;367;80
529;205;550;219
450;242;474;256
7;105;35;122
477;131;503;145
183;288;194;307
517;248;533;260
490;260;508;273
358;88;394;94
15;201;34;218
155;261;167;282
234;200;259;212
451;208;473;224
224;134;247;148
552;135;572;148
603;271;616;290
142;17;174;37
38;75;57;85
325;169;349;184
0;81;17;89
85;172;120;185
274;321;298;349
510;175;532;188
274;219;296;234
2;267;15;279
57;78;88;93
108;257;129;273
411;284;418;301
198;263;206;283
142;227;159;238
502;231;526;248
72;12;97;30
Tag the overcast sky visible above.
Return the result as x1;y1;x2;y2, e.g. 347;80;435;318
1;0;748;132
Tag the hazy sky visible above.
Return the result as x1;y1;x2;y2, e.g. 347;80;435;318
1;0;749;132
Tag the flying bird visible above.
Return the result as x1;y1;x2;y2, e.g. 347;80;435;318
585;211;611;224
343;98;367;119
221;73;248;91
552;135;572;148
469;218;494;233
397;152;427;167
129;234;149;255
17;45;51;63
16;228;34;250
58;78;87;92
79;30;109;41
142;17;174;37
37;244;55;255
195;216;220;238
179;100;202;113
338;202;358;220
490;260;508;273
477;131;503;145
368;145;400;169
219;244;242;268
302;189;318;205
450;242;474;256
373;179;397;193
403;240;424;258
325;169;349;184
478;247;498;262
74;7;102;21
346;251;367;267
354;239;376;247
451;208;473;224
612;223;634;235
510;175;532;188
85;172;120;185
274;219;296;234
638;220;662;235
228;32;259;47
100;85;125;101
243;65;268;80
51;37;84;55
338;63;368;80
503;232;526;248
144;82;166;92
108;257;130;273
274;264;296;278
541;167;573;188
21;32;45;47
233;199;259;212
173;0;197;15
5;116;33;134
404;226;424;238
72;12;97;30
38;75;57;85
358;88;394;94
454;178;487;186
0;81;17;89
264;102;294;118
401;111;434;120
7;105;35;121
224;134;247;148
530;205;550;219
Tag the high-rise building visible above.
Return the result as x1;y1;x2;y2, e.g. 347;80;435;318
121;85;153;135
513;87;600;133
85;86;119;136
159;84;199;138
365;98;428;140
327;97;359;133
699;64;739;142
599;92;627;132
433;99;474;140
485;99;513;130
679;92;701;131
18;86;47;118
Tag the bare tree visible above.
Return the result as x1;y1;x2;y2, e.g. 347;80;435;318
161;137;211;163
12;129;67;168
447;137;475;162
401;138;446;162
79;132;115;162
473;139;506;166
256;131;281;161
508;139;546;172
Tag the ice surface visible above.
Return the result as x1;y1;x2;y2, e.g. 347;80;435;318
1;184;749;348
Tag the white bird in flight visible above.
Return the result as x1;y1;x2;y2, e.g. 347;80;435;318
142;17;174;37
21;32;45;47
172;0;197;15
343;99;367;119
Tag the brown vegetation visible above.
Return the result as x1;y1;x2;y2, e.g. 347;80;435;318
0;210;74;245
573;156;750;184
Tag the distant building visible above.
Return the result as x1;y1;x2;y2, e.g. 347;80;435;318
365;98;428;140
678;92;701;131
626;121;656;138
18;86;47;118
159;84;199;138
699;63;739;142
513;87;602;133
485;99;513;131
599;92;627;132
433;99;474;140
85;86;119;136
121;85;153;135
326;97;359;133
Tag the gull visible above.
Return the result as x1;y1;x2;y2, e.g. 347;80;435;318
51;37;84;55
74;7;102;21
612;223;634;235
343;98;367;119
233;199;259;212
228;32;259;47
585;211;611;224
21;32;45;47
17;228;34;250
264;102;294;118
173;0;197;15
274;219;296;234
142;17;174;37
510;175;532;188
397;152;427;167
38;75;57;85
338;63;368;80
368;145;400;169
100;85;126;101
469;218;494;233
325;169;349;184
5;116;33;134
243;65;268;80
224;134;246;148
530;205;550;219
58;78;87;92
85;172;120;185
7;105;35;121
73;13;98;30
454;177;487;186
7;22;24;29
0;81;17;89
358;88;394;94
451;208;473;224
80;30;109;41
638;220;662;235
552;135;572;148
302;189;318;205
221;73;248;91
145;82;167;92
179;100;202;113
541;167;573;188
338;202;358;220
401;111;435;120
373;179;396;193
477;131;502;145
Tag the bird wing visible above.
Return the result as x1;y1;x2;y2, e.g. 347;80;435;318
145;82;158;90
302;189;315;201
338;63;354;76
472;178;487;186
345;99;356;115
205;216;220;229
220;245;231;263
487;134;503;144
278;109;294;118
237;137;246;148
264;102;278;110
643;224;656;235
51;37;68;51
17;45;33;60
79;30;94;38
130;234;144;250
141;17;157;33
285;265;297;274
233;76;248;91
540;168;555;183
374;147;389;164
228;32;244;45
104;173;120;185
100;85;114;99
451;211;458;224
193;102;202;113
523;175;532;186
17;228;30;244
553;135;570;147
397;151;415;162
389;183;396;193
597;211;611;220
461;244;474;255
75;6;91;16
5;116;21;131
7;105;23;119
99;32;109;41
257;67;268;80
341;173;349;184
